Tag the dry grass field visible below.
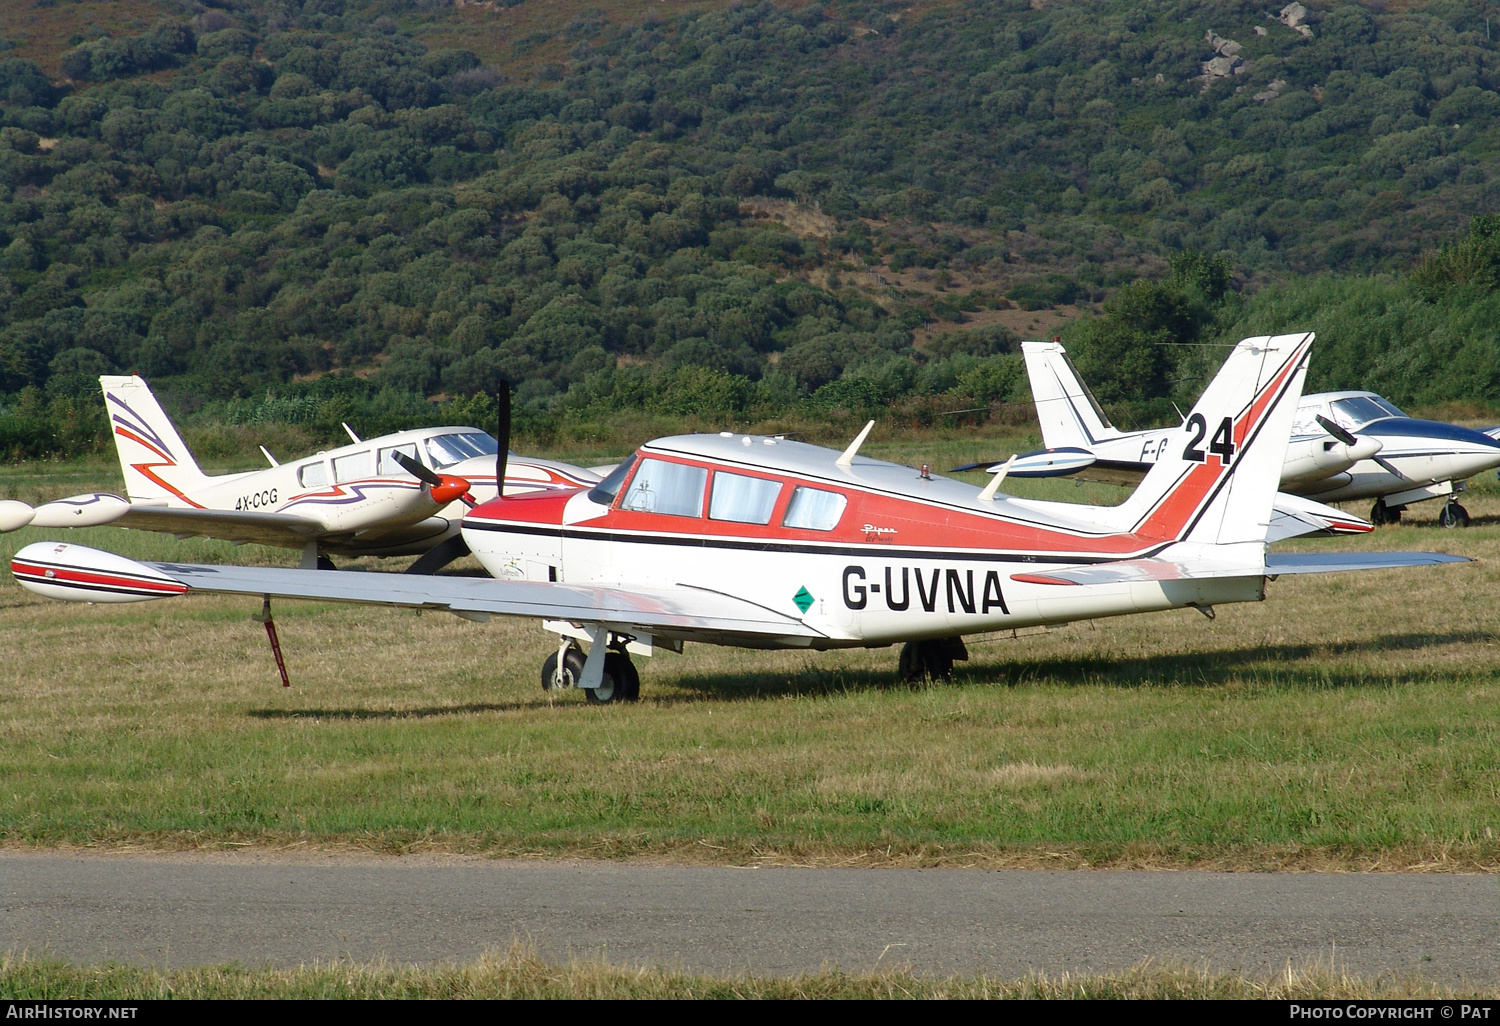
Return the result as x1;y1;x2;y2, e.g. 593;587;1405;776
3;946;1492;1000
0;438;1496;871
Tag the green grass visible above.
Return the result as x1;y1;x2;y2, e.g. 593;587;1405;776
1;948;1490;1000
0;440;1496;869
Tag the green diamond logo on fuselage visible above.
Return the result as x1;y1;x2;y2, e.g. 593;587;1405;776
793;586;814;614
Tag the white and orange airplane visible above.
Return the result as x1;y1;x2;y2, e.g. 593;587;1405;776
12;333;1468;702
0;375;599;573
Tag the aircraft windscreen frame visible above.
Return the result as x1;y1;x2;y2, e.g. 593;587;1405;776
425;432;500;469
1330;396;1407;429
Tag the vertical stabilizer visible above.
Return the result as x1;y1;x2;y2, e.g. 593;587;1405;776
1021;339;1123;447
99;376;211;506
1109;333;1314;551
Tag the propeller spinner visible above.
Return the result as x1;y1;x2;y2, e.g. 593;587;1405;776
392;450;475;507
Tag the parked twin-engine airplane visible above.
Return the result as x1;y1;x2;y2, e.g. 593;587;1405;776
1016;339;1500;528
12;333;1466;702
0;375;599;573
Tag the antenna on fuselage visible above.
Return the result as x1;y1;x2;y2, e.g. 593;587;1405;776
495;379;511;499
835;420;875;468
342;422;361;444
979;454;1017;501
259;445;279;467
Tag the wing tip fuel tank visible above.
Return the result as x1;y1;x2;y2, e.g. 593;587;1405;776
11;542;188;602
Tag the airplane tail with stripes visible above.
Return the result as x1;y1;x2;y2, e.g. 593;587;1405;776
99;376;211;506
1021;339;1125;449
1106;333;1314;553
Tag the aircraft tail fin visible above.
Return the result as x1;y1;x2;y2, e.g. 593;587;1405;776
1108;333;1314;552
1021;339;1123;448
99;376;211;506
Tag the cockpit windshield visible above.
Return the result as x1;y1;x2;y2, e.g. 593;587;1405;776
1329;396;1406;430
425;431;500;469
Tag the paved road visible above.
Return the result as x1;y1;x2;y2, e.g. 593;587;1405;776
2;853;1497;981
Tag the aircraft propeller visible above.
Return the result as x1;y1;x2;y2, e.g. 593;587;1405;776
402;382;508;576
392;450;475;507
1315;414;1404;479
496;378;511;501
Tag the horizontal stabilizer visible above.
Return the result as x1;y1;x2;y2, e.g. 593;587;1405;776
1263;551;1471;575
1010;549;1468;587
951;447;1096;478
1266;492;1372;542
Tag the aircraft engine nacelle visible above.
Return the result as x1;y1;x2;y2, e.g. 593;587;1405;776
1281;436;1381;490
11;542;187;603
29;493;132;529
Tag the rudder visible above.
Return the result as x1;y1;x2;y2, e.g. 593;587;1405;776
100;375;209;506
1109;332;1314;550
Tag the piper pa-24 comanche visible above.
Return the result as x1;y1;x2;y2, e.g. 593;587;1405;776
12;333;1468;702
0;375;600;573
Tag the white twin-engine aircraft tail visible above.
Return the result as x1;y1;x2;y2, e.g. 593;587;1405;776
101;374;215;505
1022;338;1126;449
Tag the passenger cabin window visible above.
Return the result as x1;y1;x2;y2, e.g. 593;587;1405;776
782;487;847;531
298;462;328;488
1329;396;1405;430
709;472;781;525
333;450;374;483
425;432;499;470
378;443;418;476
621;459;707;517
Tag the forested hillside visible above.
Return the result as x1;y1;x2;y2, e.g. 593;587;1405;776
1;0;1498;456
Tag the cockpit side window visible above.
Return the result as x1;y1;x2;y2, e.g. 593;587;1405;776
621;458;707;517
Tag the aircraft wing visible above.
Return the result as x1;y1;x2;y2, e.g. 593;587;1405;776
115;506;327;547
12;544;828;643
111;507;454;551
1011;550;1469;586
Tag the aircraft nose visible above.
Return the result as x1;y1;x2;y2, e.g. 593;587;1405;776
430;475;472;504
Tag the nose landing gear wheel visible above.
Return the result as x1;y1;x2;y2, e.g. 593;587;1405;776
1440;501;1470;528
1371;500;1403;526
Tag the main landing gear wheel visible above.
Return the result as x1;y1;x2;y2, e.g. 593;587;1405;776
1441;501;1471;528
898;638;967;683
1370;500;1403;526
316;554;337;570
585;652;640;704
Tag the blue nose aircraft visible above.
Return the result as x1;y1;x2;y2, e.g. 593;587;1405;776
1288;391;1500;527
1014;341;1500;529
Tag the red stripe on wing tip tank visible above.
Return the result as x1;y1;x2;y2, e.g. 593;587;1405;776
11;558;188;594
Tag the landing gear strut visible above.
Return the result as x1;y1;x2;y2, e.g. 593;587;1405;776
541;639;640;703
1440;500;1471;528
1370;500;1404;526
898;637;969;683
